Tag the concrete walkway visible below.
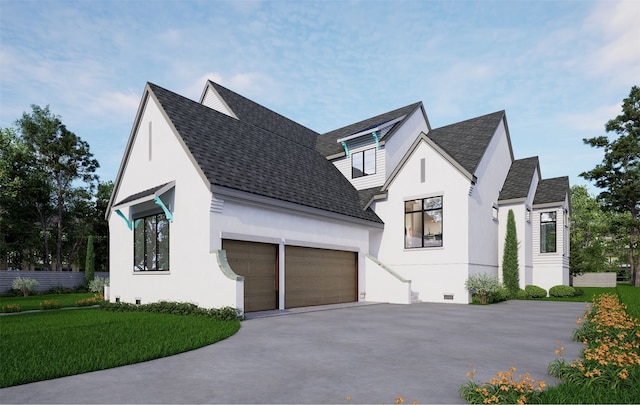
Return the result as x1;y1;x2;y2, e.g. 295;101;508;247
0;300;587;404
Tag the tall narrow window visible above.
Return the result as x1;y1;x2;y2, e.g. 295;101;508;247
134;212;170;271
352;149;376;178
405;196;443;248
540;211;556;253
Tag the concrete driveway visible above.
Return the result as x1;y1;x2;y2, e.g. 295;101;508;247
1;300;587;404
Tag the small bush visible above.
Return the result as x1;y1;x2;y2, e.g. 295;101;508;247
549;285;576;298
100;300;243;321
39;299;60;310
573;287;584;297
524;285;547;298
1;304;22;313
88;276;109;293
516;289;528;299
12;277;39;297
465;273;502;304
45;285;74;295
492;287;511;303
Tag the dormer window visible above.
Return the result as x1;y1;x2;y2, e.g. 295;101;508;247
352;149;376;178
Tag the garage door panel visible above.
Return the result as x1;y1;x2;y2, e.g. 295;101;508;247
222;240;277;312
285;246;357;308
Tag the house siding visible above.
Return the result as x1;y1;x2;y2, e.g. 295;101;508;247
532;199;570;291
372;140;471;304
332;138;386;190
467;119;512;275
109;96;238;309
210;197;371;310
201;86;235;118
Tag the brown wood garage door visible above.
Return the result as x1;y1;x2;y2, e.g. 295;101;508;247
222;240;278;312
285;246;357;308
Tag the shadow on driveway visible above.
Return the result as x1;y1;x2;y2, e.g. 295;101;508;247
0;300;587;404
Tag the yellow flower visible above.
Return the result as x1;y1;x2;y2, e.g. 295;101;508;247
396;396;405;404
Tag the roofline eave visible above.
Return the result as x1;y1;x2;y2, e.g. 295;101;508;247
210;185;384;229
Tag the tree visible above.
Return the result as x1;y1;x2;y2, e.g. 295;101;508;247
570;185;624;276
16;105;99;271
581;85;640;286
0;128;54;269
502;209;520;296
85;235;95;283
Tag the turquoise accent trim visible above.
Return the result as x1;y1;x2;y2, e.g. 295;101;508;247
341;141;350;157
115;209;133;230
372;131;380;149
154;196;173;222
134;219;142;229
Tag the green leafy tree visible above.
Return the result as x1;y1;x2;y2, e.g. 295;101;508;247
0;128;54;269
93;181;113;272
85;235;95;283
581;85;640;286
570;185;611;275
16;105;99;271
502;209;520;296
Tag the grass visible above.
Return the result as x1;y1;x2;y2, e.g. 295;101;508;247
0;292;96;312
0;308;240;387
616;284;640;319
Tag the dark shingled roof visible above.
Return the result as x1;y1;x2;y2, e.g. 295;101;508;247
498;157;539;201
316;103;423;157
149;83;381;224
115;182;171;206
357;186;384;209
209;81;319;149
427;111;505;176
533;176;570;205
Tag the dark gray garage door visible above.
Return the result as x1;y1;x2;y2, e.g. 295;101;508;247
222;240;278;312
285;246;357;308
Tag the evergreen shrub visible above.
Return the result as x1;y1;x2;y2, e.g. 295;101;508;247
524;285;547;298
549;285;576;297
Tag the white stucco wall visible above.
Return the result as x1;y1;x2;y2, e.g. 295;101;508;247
210;196;374;308
372;140;472;303
109;95;241;310
468;119;512;274
384;108;430;176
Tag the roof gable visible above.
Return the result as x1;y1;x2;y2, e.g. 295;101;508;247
533;176;570;206
498;156;540;202
316;102;424;157
427;110;507;176
206;81;319;149
148;83;381;224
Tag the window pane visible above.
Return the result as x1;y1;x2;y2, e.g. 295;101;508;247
424;209;442;247
352;152;364;178
405;212;423;248
145;215;158;270
364;149;376;175
541;212;556;222
157;214;170;270
134;218;145;271
424;196;442;210
541;222;556;253
405;200;421;212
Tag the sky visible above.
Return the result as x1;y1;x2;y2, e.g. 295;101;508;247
1;0;639;193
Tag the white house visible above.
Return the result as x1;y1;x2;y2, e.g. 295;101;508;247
106;80;570;312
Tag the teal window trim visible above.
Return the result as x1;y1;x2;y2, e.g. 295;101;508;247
154;196;174;222
372;131;380;149
115;209;133;230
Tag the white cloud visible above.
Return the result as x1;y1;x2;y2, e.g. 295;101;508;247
561;102;621;133
584;0;640;83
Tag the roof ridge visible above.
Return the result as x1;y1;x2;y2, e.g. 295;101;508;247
322;102;423;136
432;110;505;131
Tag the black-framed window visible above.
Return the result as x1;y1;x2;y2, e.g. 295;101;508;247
540;211;556;253
405;196;443;248
352;149;376;178
134;212;170;271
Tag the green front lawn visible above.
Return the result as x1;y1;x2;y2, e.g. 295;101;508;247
540;286;619;302
0;308;240;387
0;292;97;312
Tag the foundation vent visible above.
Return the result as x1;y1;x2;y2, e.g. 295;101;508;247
443;294;454;300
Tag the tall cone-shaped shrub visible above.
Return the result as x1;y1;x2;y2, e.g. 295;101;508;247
85;235;95;283
502;209;520;297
